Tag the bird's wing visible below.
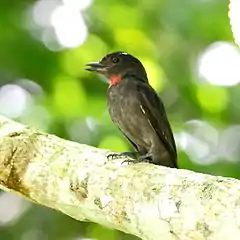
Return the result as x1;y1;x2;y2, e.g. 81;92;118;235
137;82;177;162
117;127;139;151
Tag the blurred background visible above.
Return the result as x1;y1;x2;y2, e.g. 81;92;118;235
0;0;239;239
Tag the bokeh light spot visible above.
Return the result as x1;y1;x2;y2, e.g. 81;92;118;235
41;28;63;52
61;34;107;77
67;118;99;144
0;193;30;226
176;120;219;164
32;0;59;27
51;5;87;48
20;105;52;131
30;0;89;50
218;125;240;162
197;85;228;113
0;84;32;118
17;79;44;97
62;0;93;10
197;42;240;86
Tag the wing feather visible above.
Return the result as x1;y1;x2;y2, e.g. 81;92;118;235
137;83;177;163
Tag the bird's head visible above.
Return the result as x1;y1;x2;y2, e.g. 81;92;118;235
86;51;148;86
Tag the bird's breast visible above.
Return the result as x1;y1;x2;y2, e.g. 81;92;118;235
107;81;153;148
107;83;127;117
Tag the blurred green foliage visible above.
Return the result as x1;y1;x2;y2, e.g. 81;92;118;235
0;0;239;239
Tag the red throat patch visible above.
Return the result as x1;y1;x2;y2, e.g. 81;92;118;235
109;75;121;87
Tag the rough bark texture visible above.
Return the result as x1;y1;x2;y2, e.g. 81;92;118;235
0;115;240;240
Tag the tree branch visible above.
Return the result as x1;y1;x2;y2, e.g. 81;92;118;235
229;0;240;47
0;115;240;240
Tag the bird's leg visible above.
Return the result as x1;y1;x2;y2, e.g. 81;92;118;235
121;152;152;165
107;151;140;160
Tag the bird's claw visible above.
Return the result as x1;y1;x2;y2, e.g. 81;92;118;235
107;151;151;165
107;151;137;160
107;153;120;160
121;156;150;165
121;159;136;165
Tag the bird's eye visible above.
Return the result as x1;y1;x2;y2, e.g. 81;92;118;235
111;57;119;63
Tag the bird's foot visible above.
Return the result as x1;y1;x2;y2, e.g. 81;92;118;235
107;151;138;160
121;152;152;165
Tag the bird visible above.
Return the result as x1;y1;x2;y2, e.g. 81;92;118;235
85;51;178;168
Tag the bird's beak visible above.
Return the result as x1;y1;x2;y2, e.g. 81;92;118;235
85;62;107;73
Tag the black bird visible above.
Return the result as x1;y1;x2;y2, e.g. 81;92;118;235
86;51;177;168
